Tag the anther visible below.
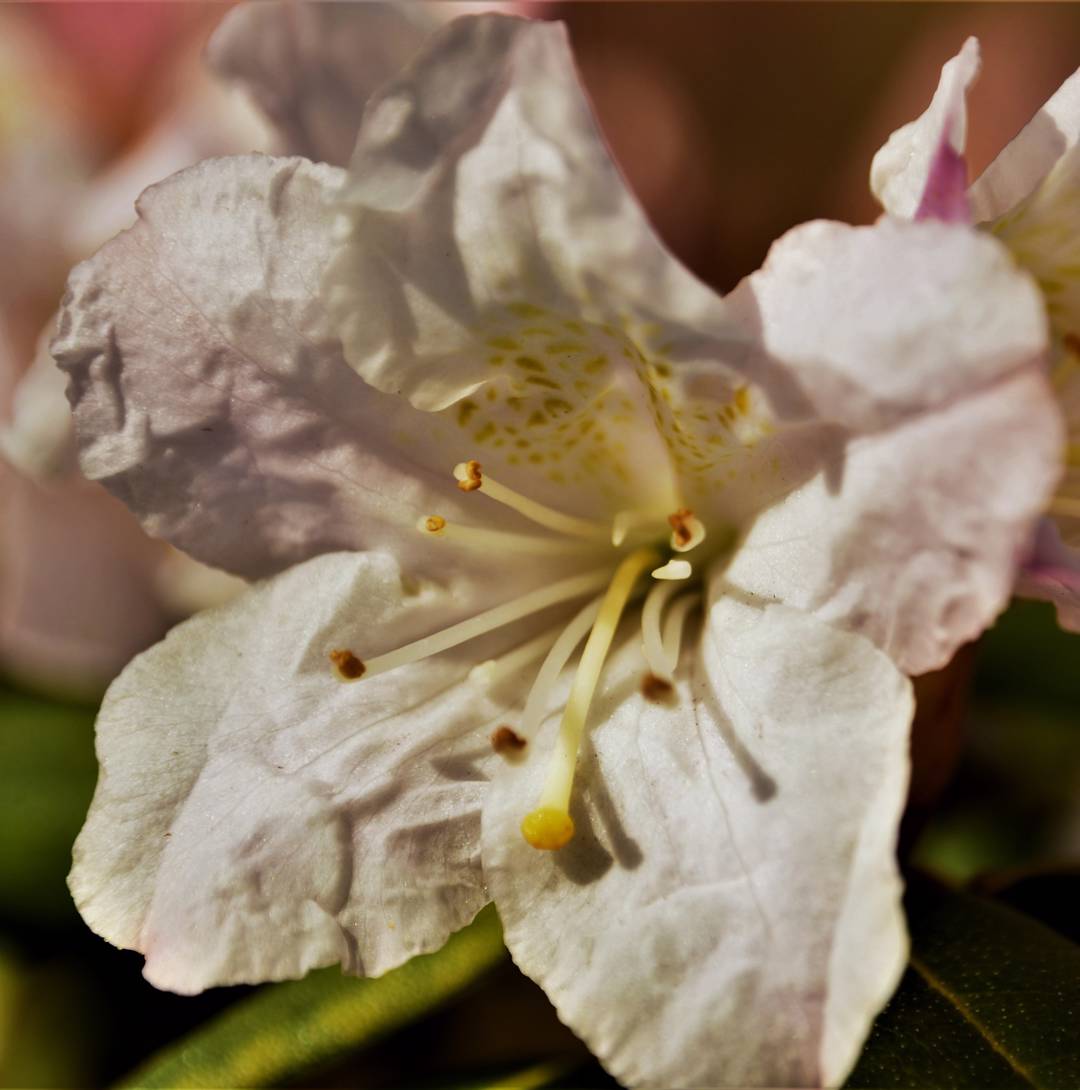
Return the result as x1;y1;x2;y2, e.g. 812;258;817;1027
652;559;692;580
641;673;675;703
491;725;528;759
420;515;446;534
456;460;484;492
329;648;365;681
668;508;706;553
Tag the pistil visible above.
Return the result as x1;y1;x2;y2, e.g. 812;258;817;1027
522;547;661;851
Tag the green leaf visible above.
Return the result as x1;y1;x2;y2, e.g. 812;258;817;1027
976;867;1080;946
120;906;507;1089
847;877;1080;1088
0;682;98;923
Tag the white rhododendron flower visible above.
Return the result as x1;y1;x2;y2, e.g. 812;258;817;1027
55;16;1062;1089
872;38;1080;632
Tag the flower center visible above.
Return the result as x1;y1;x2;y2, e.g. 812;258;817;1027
331;460;721;851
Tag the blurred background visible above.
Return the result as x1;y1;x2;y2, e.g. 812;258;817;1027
1;3;1078;1087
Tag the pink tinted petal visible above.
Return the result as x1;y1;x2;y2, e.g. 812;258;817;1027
914;137;971;223
52;155;552;582
871;37;979;221
1016;518;1080;631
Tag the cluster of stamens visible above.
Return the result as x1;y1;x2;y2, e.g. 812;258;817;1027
330;459;710;853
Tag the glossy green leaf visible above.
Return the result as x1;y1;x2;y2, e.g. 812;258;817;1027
977;867;1080;946
120;905;507;1089
0;682;97;923
847;878;1080;1088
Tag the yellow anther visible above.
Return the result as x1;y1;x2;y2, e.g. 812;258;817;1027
521;807;575;851
420;515;446;535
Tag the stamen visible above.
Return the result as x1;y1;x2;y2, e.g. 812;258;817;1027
468;620;566;688
652;559;692;580
668;508;706;552
611;508;664;547
660;592;701;675
1049;496;1080;519
518;596;603;742
348;566;611;682
416;515;599;556
453;461;611;541
522;547;661;851
641;580;682;679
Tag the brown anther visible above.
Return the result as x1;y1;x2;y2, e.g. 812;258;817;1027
667;508;695;548
330;648;366;680
491;725;527;758
641;672;675;703
458;459;483;492
1064;332;1080;357
424;515;447;533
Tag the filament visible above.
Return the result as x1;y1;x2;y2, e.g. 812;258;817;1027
454;461;611;541
641;580;683;679
468;621;566;688
416;516;599;556
355;566;610;681
660;592;701;675
518;595;604;742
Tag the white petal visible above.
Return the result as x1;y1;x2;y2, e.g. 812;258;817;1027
725;217;1048;432
724;370;1063;675
52;154;562;581
70;550;541;993
870;38;979;220
971;66;1080;222
206;0;430;167
482;592;911;1089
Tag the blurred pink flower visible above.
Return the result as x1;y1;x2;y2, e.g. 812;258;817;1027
2;0;442;694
